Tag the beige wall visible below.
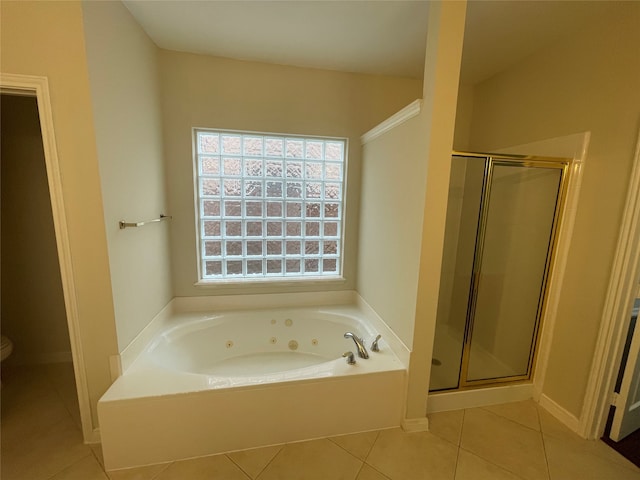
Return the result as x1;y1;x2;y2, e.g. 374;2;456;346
82;1;172;352
1;95;70;364
0;0;118;430
358;112;430;347
468;2;640;417
453;84;475;152
158;50;422;296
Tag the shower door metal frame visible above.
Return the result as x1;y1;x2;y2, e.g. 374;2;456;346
452;152;571;390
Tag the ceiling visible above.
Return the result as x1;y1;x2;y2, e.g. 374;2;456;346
123;0;615;84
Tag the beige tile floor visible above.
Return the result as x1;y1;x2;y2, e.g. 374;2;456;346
2;364;639;480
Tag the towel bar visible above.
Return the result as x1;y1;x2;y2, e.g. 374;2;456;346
119;214;171;229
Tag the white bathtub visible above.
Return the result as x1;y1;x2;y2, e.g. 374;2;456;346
149;309;387;381
99;293;408;471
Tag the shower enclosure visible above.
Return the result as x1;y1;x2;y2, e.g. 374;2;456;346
429;152;570;391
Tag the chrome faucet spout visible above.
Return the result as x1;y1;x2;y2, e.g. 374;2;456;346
344;332;369;359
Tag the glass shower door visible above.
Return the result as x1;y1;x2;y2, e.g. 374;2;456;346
429;156;485;390
429;154;569;392
464;162;563;383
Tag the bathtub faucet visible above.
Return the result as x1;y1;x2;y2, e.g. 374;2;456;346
342;351;356;365
344;332;369;359
371;334;382;352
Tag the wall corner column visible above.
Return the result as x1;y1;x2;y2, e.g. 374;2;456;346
405;0;467;421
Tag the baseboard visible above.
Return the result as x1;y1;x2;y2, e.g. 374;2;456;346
532;383;543;402
10;351;73;365
401;417;430;432
85;427;101;445
538;393;581;434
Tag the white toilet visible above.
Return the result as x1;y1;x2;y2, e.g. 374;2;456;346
1;335;14;362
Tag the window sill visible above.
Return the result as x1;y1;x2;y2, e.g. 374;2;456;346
194;275;346;289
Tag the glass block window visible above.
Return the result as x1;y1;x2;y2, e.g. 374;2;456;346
195;129;346;280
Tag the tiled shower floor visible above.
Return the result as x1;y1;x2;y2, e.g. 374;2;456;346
1;363;639;479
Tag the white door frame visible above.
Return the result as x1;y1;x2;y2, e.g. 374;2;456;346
580;125;640;439
0;73;95;442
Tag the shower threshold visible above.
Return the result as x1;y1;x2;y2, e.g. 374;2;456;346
427;382;534;413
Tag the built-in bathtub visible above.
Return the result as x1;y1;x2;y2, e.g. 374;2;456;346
98;291;408;471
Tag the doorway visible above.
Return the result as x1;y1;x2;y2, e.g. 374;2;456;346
601;296;640;467
580;125;640;450
0;73;93;442
1;94;71;366
430;153;570;392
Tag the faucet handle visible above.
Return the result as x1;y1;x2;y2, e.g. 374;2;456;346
371;334;382;352
342;351;356;365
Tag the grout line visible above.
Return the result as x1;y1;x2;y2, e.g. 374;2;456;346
538;405;640;472
428;411;466;448
534;402;543;433
540;430;553;480
452;409;466;479
100;459;172;480
360;430;398;479
44;452;95;480
364;430;381;461
354;461;366;479
458;446;529;480
225;451;274;480
327;431;386;478
326;429;381;463
478;404;543;434
533;403;553;479
452;446;462;479
361;463;393;480
596;440;640;473
43;363;84;433
327;438;356;459
324;436;364;464
147;461;172;480
277;433;388;479
252;444;285;479
226;454;254;479
88;446;105;470
462;408;543;480
459;408;467;447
